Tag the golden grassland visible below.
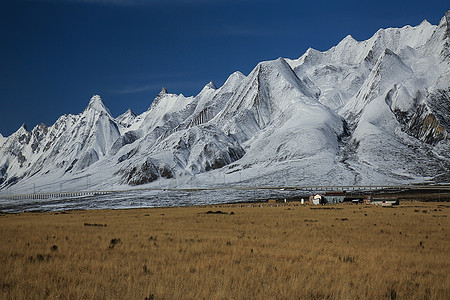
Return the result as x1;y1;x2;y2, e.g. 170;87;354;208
0;201;449;299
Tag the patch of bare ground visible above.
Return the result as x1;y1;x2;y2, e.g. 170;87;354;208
0;201;448;299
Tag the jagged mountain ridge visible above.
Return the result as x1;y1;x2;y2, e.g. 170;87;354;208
1;12;449;193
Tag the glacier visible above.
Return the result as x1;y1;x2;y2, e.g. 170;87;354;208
0;11;449;203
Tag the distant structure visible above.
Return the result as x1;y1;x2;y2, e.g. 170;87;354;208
309;192;346;205
367;196;399;206
310;194;325;205
325;191;346;204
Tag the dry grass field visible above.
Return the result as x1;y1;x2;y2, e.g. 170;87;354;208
0;200;449;299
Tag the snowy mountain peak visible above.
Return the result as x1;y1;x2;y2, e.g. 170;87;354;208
88;94;102;106
419;19;432;27
125;108;136;115
1;12;449;196
206;81;217;90
433;11;450;40
19;123;28;132
342;34;357;43
422;11;450;61
85;95;112;116
159;87;168;95
118;108;136;121
223;71;245;87
116;108;137;128
197;81;218;97
148;87;171;110
441;10;450;37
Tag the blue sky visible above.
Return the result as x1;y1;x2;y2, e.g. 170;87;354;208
0;0;448;136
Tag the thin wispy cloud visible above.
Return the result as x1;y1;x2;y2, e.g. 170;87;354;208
112;83;163;95
216;26;278;37
30;0;159;5
112;79;209;96
199;24;278;38
25;0;265;6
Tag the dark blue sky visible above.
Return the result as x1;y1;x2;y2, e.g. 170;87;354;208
0;0;448;136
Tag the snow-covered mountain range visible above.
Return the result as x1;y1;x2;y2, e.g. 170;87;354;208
1;12;449;194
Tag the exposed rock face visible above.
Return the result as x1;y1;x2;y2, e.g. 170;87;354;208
407;104;448;145
123;159;159;186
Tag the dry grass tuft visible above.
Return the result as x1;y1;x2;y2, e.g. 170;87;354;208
0;201;449;299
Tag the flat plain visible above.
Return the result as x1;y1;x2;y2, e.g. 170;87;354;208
0;200;448;299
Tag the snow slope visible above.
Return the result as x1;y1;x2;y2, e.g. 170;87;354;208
116;108;137;130
1;12;449;195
